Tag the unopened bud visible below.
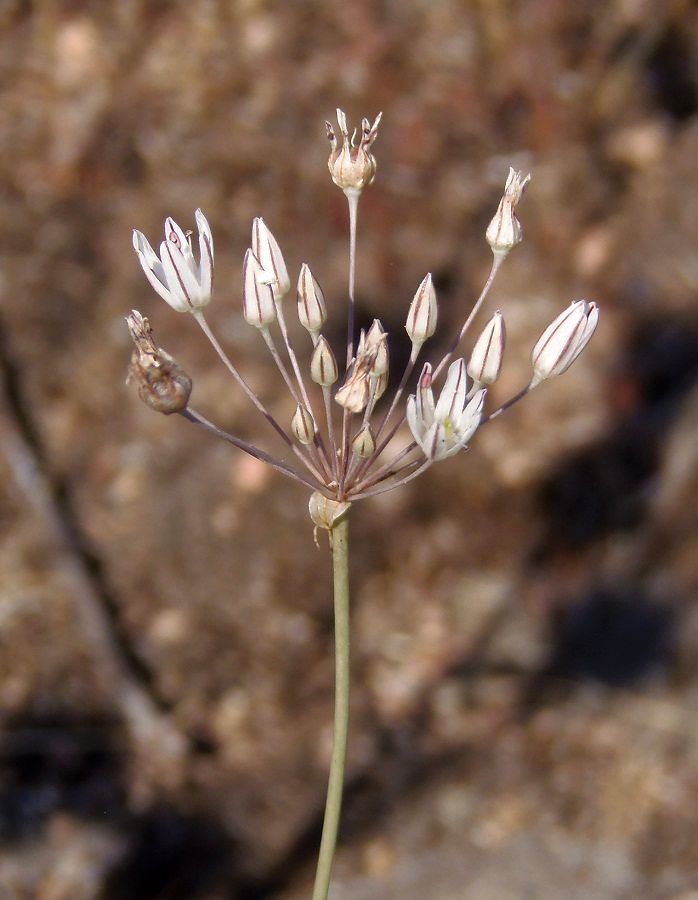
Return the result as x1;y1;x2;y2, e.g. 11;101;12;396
486;168;531;258
530;299;599;387
251;217;290;300
242;249;277;328
351;425;375;459
310;336;338;386
309;491;351;530
467;311;506;386
405;273;438;349
326;109;382;196
291;404;316;445
126;311;192;414
297;264;327;335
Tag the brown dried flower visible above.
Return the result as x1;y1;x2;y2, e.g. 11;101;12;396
126;310;192;414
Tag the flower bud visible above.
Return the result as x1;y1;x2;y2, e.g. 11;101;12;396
297;264;327;335
126;311;192;414
242;249;277;328
291;404;316;445
405;273;438;349
467;311;506;386
309;492;351;530
310;335;338;386
251;217;290;300
351;424;375;459
530;299;599;387
326;109;382;195
486;168;531;258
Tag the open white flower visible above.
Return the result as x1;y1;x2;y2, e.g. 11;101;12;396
132;209;214;313
406;359;486;461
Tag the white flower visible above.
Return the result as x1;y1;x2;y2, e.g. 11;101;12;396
132;209;213;313
407;359;486;461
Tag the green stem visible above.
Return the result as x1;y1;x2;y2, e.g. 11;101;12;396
312;515;350;900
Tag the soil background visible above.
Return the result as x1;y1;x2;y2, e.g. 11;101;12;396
0;2;697;898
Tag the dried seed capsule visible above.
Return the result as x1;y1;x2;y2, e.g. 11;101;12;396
126;311;192;414
467;311;506;386
310;336;338;386
291;404;316;445
297;263;327;335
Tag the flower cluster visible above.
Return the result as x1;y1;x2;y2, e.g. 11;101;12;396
127;109;599;527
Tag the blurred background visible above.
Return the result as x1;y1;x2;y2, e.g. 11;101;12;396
0;1;697;897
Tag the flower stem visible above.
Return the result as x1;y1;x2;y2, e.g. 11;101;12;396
312;515;350;900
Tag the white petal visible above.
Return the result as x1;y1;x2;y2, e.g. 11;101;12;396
133;230;184;310
420;421;440;459
160;240;198;310
454;388;486;447
132;230;166;284
415;363;435;428
429;422;455;460
435;358;468;422
196;209;214;299
406;394;424;443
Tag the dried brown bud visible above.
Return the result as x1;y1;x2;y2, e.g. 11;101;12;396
126;311;192;414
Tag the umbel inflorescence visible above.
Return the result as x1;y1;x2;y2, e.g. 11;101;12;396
127;110;598;530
